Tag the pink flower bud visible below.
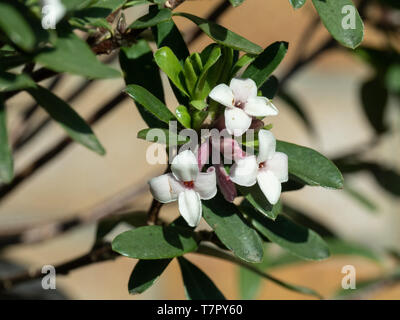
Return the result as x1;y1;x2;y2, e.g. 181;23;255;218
215;164;237;202
197;140;210;171
220;138;246;161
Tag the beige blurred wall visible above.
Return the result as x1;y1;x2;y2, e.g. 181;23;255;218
1;0;400;299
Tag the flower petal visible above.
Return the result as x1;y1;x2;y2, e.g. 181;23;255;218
209;84;234;108
257;129;276;163
178;189;202;227
196;139;210;171
229;155;258;187
215;164;237;202
220;137;246;161
229;78;257;104
267;152;288;183
194;167;217;200
148;173;183;203
257;170;281;205
224;107;252;137
244;96;278;117
171;150;199;182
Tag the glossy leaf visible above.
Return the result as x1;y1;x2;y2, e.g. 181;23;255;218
154;47;188;96
178;257;226;300
0;72;36;92
312;0;364;49
231;53;256;77
242;41;288;88
174;13;262;55
289;0;306;9
0;101;13;183
129;8;172;29
239;186;282;220
175;105;191;128
259;75;279;99
35;31;120;79
276;140;344;189
27;86;105;155
128;259;172;294
0;2;35;51
112;225;198;259
125;84;176;124
119;40;167;128
250;210;330;261
202;194;264;263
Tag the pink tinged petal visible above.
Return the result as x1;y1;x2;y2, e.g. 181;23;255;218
229;155;258;187
267;152;288;183
257;129;276;163
178;189;202;227
257;170;281;205
148;173;182;203
229;78;257;104
197;140;210;171
209;84;234;108
194;167;217;200
224;107;252;137
244;96;279;117
220;138;246;161
171;150;199;182
215;164;237;202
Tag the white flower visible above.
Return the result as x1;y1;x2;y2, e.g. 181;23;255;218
209;78;278;136
42;0;66;26
148;150;217;227
229;130;288;205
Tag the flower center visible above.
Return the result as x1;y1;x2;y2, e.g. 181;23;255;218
234;100;244;109
258;162;266;169
183;181;194;189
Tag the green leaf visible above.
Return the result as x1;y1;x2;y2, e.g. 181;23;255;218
27;86;105;155
202;194;264;263
194;46;222;100
0;2;36;51
154;47;188;96
326;238;382;263
0;72;36;92
35;30;121;79
312;0;364;49
289;0;306;9
360;76;388;134
229;0;245;7
385;64;400;94
238;266;262;300
183;57;198;95
239;186;282;220
343;184;378;212
276;140;344;189
249;209;330;261
231;53;256;77
242;41;288;88
0;51;30;71
119;40;167;129
190;100;208;111
192;110;208;131
175;105;191;128
178;257;226;300
259;75;279;99
128;259;172;294
112;225;198;259
174;12;262;55
152;18;189;63
137;128;189;146
0;100;13;183
125;84;176;124
129;8;172;29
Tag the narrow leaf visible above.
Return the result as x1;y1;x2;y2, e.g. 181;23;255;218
0;100;13;183
178;257;226;300
112;225;198;259
174;12;262;55
0;72;36;92
27;86;105;155
137;128;189;146
202;194;264;263
129;8;172;29
242;41;288;88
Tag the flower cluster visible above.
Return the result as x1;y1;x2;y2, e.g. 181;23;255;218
149;78;288;227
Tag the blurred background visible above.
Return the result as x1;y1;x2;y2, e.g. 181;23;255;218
1;0;400;299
